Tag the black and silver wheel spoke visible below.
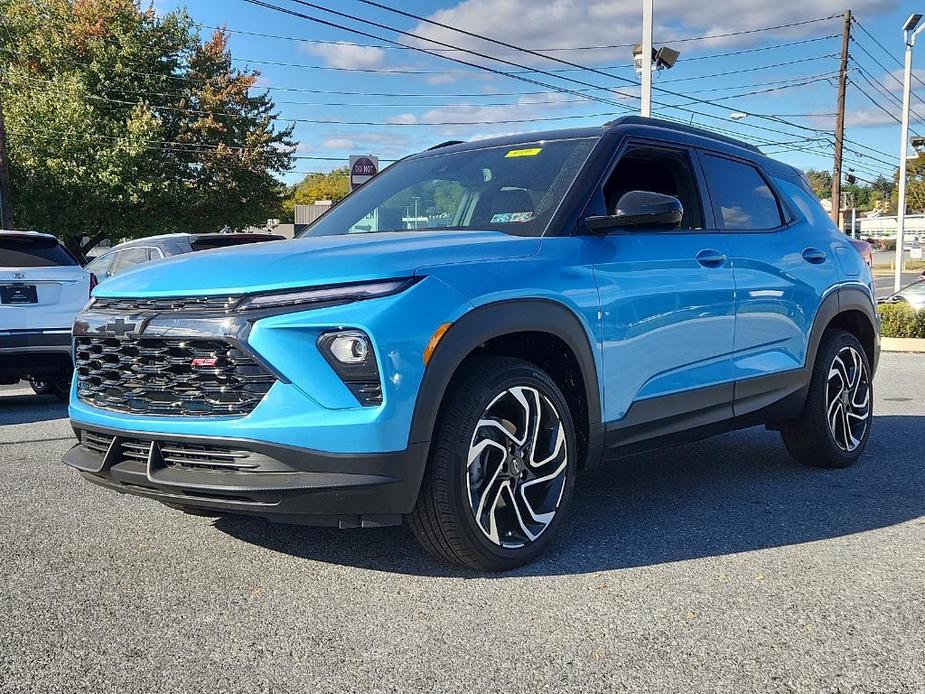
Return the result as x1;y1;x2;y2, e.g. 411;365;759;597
824;345;870;453
467;386;568;549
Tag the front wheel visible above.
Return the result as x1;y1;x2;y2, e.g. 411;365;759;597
409;357;577;571
781;329;872;468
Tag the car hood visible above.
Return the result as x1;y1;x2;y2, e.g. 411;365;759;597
94;231;541;297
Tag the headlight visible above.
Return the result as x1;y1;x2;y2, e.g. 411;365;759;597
234;278;416;312
318;329;382;406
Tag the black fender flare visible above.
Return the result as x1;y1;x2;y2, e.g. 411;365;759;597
408;299;604;465
805;284;879;376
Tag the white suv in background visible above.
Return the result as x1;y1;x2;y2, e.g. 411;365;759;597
0;231;93;399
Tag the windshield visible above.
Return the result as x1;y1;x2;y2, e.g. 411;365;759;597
302;137;597;238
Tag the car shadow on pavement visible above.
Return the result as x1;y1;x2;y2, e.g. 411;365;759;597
0;391;68;425
214;414;925;577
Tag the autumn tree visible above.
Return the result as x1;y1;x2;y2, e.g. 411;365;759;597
0;0;294;257
282;168;350;216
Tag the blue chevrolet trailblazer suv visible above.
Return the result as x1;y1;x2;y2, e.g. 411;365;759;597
64;117;879;570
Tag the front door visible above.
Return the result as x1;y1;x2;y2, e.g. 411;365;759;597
586;142;737;443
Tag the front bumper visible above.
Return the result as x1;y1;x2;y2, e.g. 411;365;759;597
64;423;429;526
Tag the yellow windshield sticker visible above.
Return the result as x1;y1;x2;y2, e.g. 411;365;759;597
505;147;542;158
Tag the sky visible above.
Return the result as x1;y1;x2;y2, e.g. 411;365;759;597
157;0;925;188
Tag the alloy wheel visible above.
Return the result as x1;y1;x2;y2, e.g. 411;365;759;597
466;386;568;549
825;345;871;453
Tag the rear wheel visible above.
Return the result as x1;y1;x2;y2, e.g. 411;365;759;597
31;367;72;402
781;329;872;469
29;377;54;396
409;357;577;571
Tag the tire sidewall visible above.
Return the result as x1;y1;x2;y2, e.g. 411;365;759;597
444;363;577;567
812;331;873;465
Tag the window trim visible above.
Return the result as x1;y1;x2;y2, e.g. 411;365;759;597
578;136;715;235
695;149;796;234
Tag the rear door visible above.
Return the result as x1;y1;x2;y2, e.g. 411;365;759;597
587;140;737;438
0;234;89;331
697;152;839;415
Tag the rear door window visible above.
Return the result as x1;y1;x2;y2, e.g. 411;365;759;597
700;154;784;230
0;236;77;267
110;247;150;275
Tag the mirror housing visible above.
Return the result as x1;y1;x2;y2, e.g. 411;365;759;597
586;191;683;233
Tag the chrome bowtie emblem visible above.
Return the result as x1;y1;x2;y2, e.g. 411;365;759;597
105;317;137;336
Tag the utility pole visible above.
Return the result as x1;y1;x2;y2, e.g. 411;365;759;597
0;96;13;230
830;9;851;227
895;13;924;293
640;0;653;117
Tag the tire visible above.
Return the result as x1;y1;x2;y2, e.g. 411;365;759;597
29;378;54;396
409;356;578;571
32;369;71;401
781;329;872;469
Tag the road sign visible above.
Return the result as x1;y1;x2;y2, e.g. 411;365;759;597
349;155;378;191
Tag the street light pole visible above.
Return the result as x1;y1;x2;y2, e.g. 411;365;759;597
895;13;924;293
640;0;653;117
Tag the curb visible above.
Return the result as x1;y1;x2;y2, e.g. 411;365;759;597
881;337;925;353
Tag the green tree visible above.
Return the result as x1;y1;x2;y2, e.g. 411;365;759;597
0;0;294;257
282;167;350;216
804;169;832;200
892;153;925;215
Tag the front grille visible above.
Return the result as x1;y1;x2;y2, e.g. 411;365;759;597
160;442;257;471
81;430;115;455
75;336;276;416
77;429;259;472
91;295;241;313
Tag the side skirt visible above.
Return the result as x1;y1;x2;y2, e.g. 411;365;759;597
602;372;807;461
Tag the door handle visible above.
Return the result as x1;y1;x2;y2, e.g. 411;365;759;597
696;249;727;268
802;247;827;264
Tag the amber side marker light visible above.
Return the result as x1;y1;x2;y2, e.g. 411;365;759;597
423;322;453;365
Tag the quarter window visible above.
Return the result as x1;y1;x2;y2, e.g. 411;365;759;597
701;154;784;230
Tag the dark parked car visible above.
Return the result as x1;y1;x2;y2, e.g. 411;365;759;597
85;232;284;280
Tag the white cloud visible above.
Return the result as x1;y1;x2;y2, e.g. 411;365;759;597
306;42;386;70
386;113;419;125
322;137;358;150
844;107;902;128
316;131;414;156
409;0;896;66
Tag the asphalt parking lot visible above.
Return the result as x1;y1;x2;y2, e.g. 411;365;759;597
1;354;923;693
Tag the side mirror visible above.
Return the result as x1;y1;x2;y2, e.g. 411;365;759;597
585;191;683;233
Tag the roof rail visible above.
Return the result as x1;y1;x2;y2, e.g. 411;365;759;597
427;140;465;151
603;116;761;154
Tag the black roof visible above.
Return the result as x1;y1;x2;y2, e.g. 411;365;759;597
411;115;784;170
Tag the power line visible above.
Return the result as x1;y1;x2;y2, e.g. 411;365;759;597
656;54;838;83
849;35;925;108
226;34;839;75
852;16;925;90
850;60;925;130
239;0;645;115
332;1;838;145
205;14;841;53
1;74;633;125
